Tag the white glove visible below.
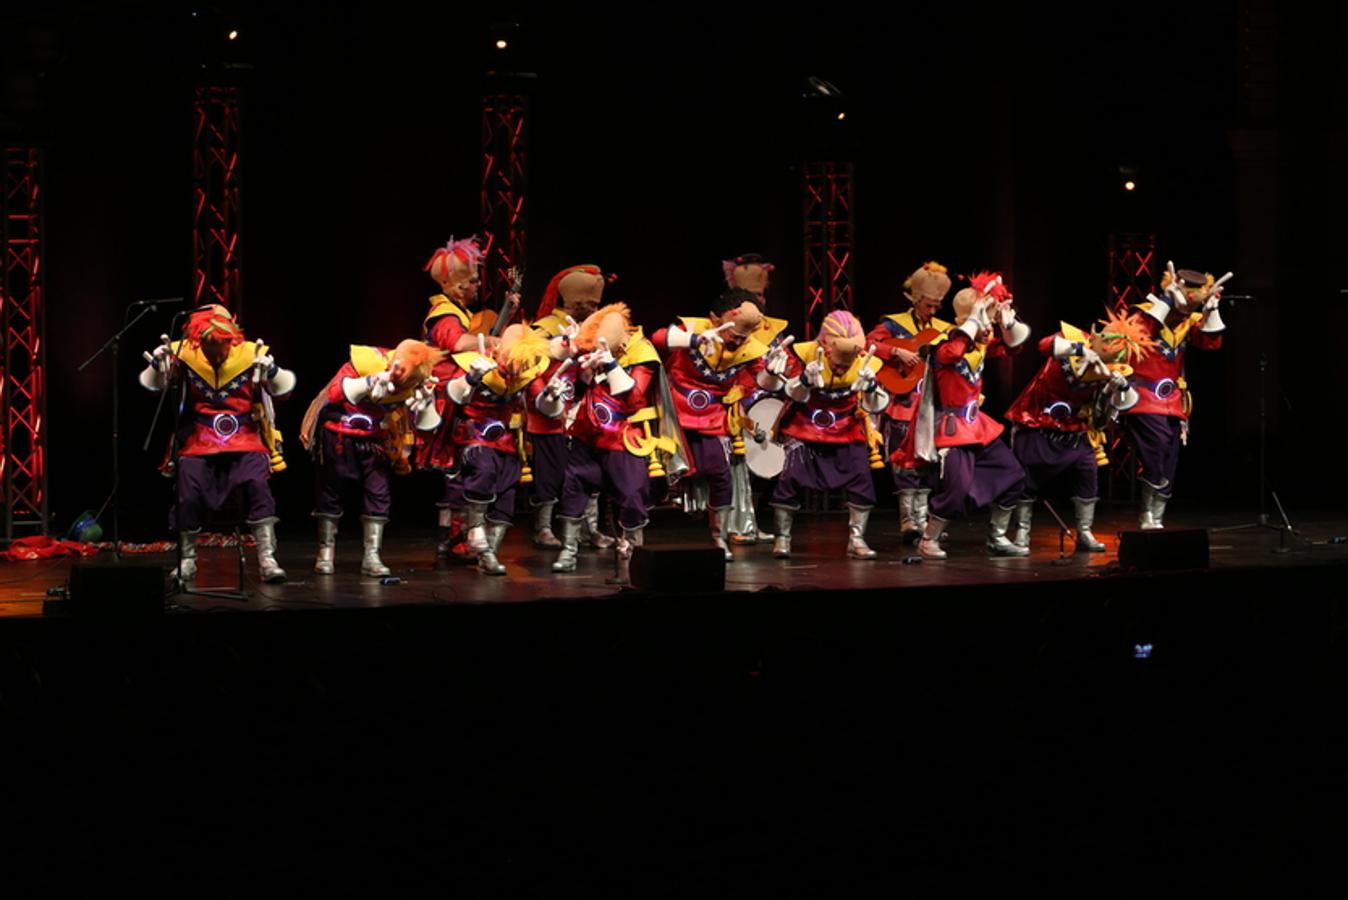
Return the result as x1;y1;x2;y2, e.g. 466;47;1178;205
138;334;175;390
803;358;824;389
252;340;275;378
694;322;735;354
406;376;438;414
144;334;174;373
368;370;395;402
544;375;569;400
1108;369;1129;391
408;377;442;429
765;346;790;377
967;298;994;331
585;343;614;372
468;354;498;382
1164;281;1189;310
994;301;1015;329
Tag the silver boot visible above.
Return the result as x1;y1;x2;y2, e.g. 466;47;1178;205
583;494;615;549
897;490;921;543
918;514;948;560
772;507;794;559
1073;497;1107;552
251;517;288;583
1012;500;1034;549
710;506;734;562
464;501;490;554
913;488;932;536
478;521;508;576
1151;491;1168;530
434;506;455;558
533;501;562;549
177;529;199;582
608;526;644;585
315;515;338;575
728;461;769;544
552;516;583;573
988;505;1029;557
1139;484;1165;530
846;505;878;560
361;515;391;577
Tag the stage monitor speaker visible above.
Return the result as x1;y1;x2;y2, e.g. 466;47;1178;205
63;561;167;617
630;544;725;593
1117;529;1209;572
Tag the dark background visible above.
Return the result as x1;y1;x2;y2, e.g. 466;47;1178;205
4;1;1345;538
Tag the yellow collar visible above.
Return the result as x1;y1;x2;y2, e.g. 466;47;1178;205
450;351;548;395
424;294;471;329
677;317;769;368
173;340;257;388
349;345;415;403
884;311;952;333
792;341;882;389
617;328;660;367
755;315;789;342
531;312;570;338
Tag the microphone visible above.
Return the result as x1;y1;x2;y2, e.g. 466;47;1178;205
131;297;187;307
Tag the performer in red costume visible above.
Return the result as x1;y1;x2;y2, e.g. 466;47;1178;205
866;261;955;542
1119;263;1231;529
139;304;296;584
898;272;1031;559
760;310;888;560
652;288;770;561
301;340;445;577
417;235;490;563
1003;308;1156;551
546;303;685;584
527;264;613;551
444;326;553;576
722;253;788;545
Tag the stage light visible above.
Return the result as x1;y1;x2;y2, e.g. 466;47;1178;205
228;30;238;40
496;39;508;49
1133;643;1153;659
1123;180;1136;192
837;112;846;121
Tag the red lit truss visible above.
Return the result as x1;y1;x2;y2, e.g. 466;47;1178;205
802;162;854;339
192;86;242;314
2;147;47;537
1108;232;1157;312
481;93;527;316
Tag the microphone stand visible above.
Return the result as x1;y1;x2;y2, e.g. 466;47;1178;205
1209;294;1295;546
76;298;185;558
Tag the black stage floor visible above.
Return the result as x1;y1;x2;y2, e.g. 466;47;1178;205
2;502;1344;616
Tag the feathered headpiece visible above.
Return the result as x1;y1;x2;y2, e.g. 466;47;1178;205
186;304;244;347
1093;307;1158;363
423;235;484;288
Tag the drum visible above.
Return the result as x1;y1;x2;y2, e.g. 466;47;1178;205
743;396;786;478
